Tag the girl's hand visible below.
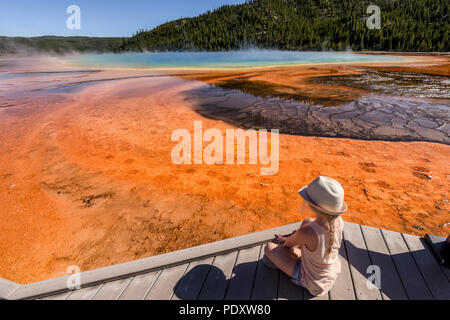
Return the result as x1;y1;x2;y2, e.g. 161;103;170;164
274;234;286;245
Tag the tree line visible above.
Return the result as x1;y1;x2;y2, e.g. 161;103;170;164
119;0;449;52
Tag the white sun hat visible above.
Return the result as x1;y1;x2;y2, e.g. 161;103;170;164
298;176;348;216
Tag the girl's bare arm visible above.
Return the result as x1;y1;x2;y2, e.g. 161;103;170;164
284;224;314;248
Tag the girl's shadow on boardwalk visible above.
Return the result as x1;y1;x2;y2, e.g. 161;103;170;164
173;258;320;300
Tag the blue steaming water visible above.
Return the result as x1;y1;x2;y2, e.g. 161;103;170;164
68;50;403;69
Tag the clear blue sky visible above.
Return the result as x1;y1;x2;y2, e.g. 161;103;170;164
0;0;247;37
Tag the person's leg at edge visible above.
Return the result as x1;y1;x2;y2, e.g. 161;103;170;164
264;242;298;277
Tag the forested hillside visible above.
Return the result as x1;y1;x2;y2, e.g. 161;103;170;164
120;0;449;52
0;36;126;55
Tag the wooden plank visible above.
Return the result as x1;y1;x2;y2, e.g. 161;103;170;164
66;284;102;300
381;229;433;300
439;263;450;283
329;233;356;300
224;245;261;300
172;257;214;300
424;235;450;282
425;235;446;265
343;223;382;300
441;265;450;283
8;222;302;300
403;233;450;300
361;226;408;300
119;271;161;300
304;290;330;300
39;291;71;300
277;272;304;300
251;243;279;300
92;278;132;300
198;251;238;300
0;279;19;300
145;263;189;300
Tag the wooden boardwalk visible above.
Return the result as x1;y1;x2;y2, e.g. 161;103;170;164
1;222;449;300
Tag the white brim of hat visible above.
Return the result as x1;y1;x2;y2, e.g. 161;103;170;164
298;186;348;216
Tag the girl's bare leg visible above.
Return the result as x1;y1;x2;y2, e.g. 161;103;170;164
264;242;299;277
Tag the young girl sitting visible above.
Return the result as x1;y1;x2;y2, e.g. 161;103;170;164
264;176;347;297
